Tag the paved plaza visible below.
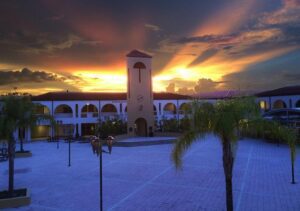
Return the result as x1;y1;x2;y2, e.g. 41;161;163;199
1;136;300;211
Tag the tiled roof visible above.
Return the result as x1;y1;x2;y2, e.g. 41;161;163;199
154;92;192;100
256;86;300;97
126;50;152;58
31;92;191;101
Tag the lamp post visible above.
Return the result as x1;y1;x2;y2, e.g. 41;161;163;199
56;121;62;149
68;137;71;167
99;137;103;211
68;126;72;167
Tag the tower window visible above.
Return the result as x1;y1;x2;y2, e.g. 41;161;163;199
133;62;146;84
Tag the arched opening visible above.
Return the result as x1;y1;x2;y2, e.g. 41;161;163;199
54;104;73;118
153;105;157;115
163;103;177;115
55;123;74;138
101;104;117;112
34;104;50;115
259;100;269;111
101;104;117;120
273;100;287;109
135;118;147;136
133;62;146;83
81;104;98;118
295;100;300;108
179;103;191;114
133;62;146;69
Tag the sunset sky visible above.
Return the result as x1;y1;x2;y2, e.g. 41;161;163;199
0;0;300;95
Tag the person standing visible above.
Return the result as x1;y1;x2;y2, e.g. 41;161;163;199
107;136;114;154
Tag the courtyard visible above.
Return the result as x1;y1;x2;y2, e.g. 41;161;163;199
0;136;300;211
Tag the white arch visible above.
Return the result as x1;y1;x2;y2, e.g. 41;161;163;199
54;104;73;118
163;103;177;114
273;100;287;109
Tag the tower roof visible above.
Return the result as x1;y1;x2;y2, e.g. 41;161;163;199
126;50;152;58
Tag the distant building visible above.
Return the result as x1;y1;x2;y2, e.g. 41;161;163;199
256;86;300;111
27;50;191;139
30;91;191;139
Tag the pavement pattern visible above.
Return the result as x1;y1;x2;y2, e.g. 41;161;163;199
0;135;300;211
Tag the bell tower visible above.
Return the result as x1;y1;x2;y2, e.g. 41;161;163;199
126;50;154;136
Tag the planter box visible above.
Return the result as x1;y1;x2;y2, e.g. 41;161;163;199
15;151;32;158
0;188;31;209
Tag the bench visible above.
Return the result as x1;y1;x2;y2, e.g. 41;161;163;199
0;147;8;161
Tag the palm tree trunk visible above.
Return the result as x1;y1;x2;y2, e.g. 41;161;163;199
222;136;234;211
20;127;24;152
8;134;15;196
291;151;295;184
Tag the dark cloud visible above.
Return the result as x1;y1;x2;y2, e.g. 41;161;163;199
194;78;222;93
163;77;225;95
175;34;238;45
166;83;175;93
0;31;102;54
0;68;63;85
0;0;299;94
221;49;300;91
188;48;218;67
177;87;194;95
0;0;231;72
145;24;161;31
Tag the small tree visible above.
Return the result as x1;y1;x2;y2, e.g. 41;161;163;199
97;119;126;139
280;126;297;184
161;118;179;132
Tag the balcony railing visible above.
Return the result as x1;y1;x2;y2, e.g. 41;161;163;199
163;111;177;115
81;112;98;118
54;113;73;118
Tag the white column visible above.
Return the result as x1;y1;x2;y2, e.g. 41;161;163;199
26;127;31;142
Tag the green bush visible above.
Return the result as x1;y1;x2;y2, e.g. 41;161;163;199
179;117;190;132
97;119;127;139
161;118;178;132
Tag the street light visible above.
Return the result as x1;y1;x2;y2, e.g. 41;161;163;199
68;125;73;167
91;134;103;211
99;136;103;211
56;120;62;149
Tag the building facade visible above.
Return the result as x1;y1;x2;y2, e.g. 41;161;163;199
30;92;191;139
20;85;300;140
256;86;300;111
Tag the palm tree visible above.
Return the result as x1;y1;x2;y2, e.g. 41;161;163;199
172;97;296;211
245;118;298;184
281;126;297;184
0;95;54;196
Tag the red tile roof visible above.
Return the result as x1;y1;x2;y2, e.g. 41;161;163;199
31;92;191;101
154;92;192;100
256;86;300;97
126;50;152;58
